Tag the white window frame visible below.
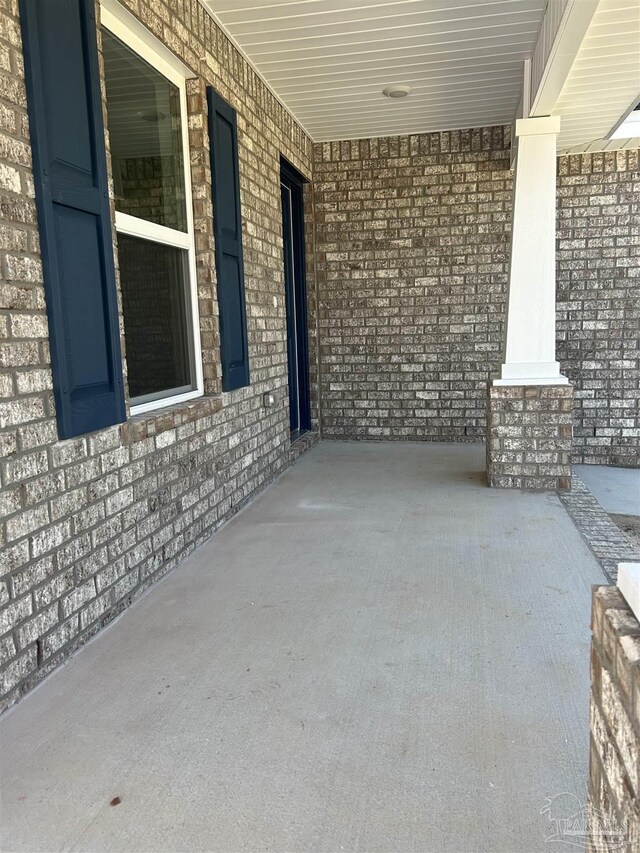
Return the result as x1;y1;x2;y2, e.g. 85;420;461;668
101;2;203;416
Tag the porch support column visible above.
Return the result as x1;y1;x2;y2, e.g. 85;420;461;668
486;115;574;491
498;115;565;385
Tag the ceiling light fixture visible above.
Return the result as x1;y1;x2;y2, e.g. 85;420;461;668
382;84;412;99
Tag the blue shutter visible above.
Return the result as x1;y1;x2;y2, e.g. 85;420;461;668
206;88;250;392
19;0;125;438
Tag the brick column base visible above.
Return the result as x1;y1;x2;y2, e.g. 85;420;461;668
486;383;574;490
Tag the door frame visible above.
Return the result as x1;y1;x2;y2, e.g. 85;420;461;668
280;157;311;436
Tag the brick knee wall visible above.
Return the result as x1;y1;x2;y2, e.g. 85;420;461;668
588;587;640;853
486;384;573;490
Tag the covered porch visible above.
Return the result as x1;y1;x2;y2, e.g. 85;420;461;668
1;442;606;852
1;0;639;848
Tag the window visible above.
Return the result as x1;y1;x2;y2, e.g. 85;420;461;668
102;10;202;413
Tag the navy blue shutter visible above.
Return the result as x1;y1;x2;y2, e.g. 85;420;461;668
19;0;125;438
206;89;250;392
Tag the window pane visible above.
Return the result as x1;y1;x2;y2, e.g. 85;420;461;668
102;29;187;232
117;234;194;402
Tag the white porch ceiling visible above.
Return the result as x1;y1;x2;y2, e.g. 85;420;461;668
203;0;548;142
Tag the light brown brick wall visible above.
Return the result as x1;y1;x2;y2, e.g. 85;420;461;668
313;128;511;442
312;134;639;461
557;150;640;468
0;0;318;709
588;586;640;852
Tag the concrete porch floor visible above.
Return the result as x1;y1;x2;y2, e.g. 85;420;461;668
0;442;607;853
574;464;640;516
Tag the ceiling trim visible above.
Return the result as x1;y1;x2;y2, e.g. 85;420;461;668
196;0;314;140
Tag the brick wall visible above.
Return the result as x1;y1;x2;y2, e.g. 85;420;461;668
0;0;317;710
313;128;511;442
313;134;639;462
588;586;640;852
557;150;640;468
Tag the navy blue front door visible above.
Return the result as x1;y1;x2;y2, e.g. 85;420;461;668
280;160;310;435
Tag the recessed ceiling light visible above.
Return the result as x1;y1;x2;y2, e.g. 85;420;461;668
382;84;412;99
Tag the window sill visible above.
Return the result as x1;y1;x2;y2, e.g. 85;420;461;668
120;395;222;444
130;388;203;417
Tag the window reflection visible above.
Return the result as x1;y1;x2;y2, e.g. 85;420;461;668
102;29;187;232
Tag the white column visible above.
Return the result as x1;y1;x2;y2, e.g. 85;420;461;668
494;115;568;386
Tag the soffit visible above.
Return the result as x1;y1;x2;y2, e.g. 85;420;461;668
554;0;640;152
202;0;547;141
